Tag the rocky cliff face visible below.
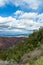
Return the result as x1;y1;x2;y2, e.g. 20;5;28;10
0;37;26;50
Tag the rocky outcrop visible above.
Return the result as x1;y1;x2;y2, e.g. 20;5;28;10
19;45;43;64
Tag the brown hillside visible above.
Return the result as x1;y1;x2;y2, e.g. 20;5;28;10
0;37;26;50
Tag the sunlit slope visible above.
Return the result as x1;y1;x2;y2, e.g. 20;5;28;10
0;27;43;63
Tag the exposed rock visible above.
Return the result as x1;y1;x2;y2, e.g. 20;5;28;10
0;37;26;50
19;45;43;64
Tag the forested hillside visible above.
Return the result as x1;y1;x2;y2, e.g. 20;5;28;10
0;27;43;65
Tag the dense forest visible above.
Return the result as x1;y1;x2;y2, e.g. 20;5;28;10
0;27;43;65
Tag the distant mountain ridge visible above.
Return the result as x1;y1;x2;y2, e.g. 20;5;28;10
0;37;26;50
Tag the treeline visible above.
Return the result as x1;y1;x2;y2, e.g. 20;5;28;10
0;28;43;62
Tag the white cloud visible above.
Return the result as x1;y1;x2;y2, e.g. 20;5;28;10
14;10;24;18
0;0;6;7
24;0;42;9
0;11;43;33
9;0;42;9
19;12;38;19
0;0;42;10
0;0;8;7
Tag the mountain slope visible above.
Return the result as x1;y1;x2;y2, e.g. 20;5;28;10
0;27;43;65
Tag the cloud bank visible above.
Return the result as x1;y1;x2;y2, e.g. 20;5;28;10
0;11;43;33
0;0;43;37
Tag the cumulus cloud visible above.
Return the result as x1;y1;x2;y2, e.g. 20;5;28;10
0;0;42;10
24;0;42;9
19;12;38;19
14;10;24;19
9;0;42;10
0;10;43;34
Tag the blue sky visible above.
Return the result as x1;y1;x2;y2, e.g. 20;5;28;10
0;0;43;37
